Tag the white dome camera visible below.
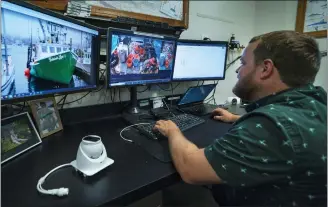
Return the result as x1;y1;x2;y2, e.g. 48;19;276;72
80;136;103;159
71;135;114;177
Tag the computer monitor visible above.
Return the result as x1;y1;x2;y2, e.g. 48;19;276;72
1;0;100;103
107;28;177;86
107;27;177;113
172;40;228;81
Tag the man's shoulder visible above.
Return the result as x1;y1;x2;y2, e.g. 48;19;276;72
233;107;279;129
234;103;326;153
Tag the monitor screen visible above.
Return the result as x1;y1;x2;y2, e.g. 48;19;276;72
1;1;99;102
173;40;228;81
178;84;217;105
108;29;176;86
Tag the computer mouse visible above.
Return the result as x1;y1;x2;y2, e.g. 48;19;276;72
153;129;167;140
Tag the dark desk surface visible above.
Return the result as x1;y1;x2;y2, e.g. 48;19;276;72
2;114;232;207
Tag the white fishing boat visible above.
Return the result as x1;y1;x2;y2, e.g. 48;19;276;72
1;44;15;94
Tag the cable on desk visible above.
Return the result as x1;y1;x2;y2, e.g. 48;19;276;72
61;95;67;110
137;86;150;93
226;56;241;70
94;84;105;93
120;123;152;143
99;69;106;81
36;163;72;197
172;82;180;90
56;95;66;105
156;84;172;91
162;98;176;117
16;101;26;114
205;81;218;104
63;92;91;105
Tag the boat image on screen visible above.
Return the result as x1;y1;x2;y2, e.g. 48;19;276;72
30;48;78;84
1;4;94;98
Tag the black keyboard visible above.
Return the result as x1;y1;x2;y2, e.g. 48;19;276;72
182;104;225;115
134;114;205;140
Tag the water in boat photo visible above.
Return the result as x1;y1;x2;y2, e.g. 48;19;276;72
1;5;94;98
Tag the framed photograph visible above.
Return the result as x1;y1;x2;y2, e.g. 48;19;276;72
295;0;327;38
1;112;42;164
29;97;63;138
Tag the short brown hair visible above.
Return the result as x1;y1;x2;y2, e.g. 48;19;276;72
249;31;321;87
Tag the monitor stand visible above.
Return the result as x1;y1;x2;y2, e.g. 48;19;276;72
127;87;141;114
122;86;149;125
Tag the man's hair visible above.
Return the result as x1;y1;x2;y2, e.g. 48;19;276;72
249;30;321;87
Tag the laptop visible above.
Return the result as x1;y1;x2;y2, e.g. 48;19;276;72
177;84;225;116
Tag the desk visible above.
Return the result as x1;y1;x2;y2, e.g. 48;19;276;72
2;112;232;207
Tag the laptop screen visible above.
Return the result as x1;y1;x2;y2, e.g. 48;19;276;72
177;84;217;106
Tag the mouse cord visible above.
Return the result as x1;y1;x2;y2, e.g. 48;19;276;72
120;123;152;143
36;163;72;197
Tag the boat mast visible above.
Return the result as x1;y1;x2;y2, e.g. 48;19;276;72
38;19;46;43
1;8;9;75
27;20;33;68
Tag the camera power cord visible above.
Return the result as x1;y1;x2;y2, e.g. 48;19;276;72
36;163;72;197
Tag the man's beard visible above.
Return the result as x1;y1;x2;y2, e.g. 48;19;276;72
232;71;257;102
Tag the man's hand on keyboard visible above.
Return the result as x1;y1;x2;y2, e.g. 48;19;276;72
153;120;181;138
212;108;240;123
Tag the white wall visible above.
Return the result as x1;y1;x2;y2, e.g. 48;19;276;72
254;1;328;91
60;1;256;108
180;1;256;104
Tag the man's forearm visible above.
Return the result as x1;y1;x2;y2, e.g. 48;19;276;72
167;130;199;179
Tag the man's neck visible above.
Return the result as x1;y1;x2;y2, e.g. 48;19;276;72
250;83;290;102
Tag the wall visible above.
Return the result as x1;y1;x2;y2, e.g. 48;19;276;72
180;1;256;104
58;1;256;108
254;1;328;91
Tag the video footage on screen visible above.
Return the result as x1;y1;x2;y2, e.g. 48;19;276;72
110;34;175;76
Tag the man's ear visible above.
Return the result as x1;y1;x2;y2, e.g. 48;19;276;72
260;59;274;79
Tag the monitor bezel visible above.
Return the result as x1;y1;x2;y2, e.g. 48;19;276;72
172;39;229;82
1;0;101;104
106;27;178;88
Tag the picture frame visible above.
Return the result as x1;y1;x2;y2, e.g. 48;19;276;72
29;97;63;138
295;0;327;38
27;0;189;29
1;112;42;164
89;0;189;29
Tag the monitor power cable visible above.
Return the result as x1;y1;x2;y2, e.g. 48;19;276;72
36;163;72;197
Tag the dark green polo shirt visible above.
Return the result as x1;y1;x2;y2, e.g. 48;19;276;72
205;84;327;206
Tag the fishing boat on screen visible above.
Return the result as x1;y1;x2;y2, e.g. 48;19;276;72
1;44;15;94
29;43;78;84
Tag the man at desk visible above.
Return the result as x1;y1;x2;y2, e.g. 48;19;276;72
154;31;327;206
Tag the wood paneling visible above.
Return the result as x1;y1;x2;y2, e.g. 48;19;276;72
26;0;68;11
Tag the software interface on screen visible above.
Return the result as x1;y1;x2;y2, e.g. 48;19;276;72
178;84;216;105
109;32;176;86
173;41;227;81
1;1;99;101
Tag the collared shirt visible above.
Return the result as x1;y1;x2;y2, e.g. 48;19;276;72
205;84;327;206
